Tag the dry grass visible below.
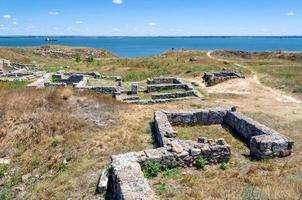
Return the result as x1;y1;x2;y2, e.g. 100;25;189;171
0;47;302;199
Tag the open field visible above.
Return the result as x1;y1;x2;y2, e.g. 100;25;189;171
0;46;302;199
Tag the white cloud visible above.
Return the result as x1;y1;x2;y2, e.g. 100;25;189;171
112;0;123;4
3;14;12;19
75;20;83;24
12;21;18;25
49;11;60;16
286;11;294;16
148;22;157;26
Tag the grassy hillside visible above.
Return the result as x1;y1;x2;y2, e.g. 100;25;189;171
0;47;302;199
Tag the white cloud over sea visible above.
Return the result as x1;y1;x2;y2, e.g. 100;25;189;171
112;0;123;4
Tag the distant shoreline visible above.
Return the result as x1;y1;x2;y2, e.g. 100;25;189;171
0;36;302;39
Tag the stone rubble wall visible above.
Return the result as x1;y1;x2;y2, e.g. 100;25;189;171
165;108;227;126
203;71;244;87
146;77;182;84
155;108;294;159
90;86;118;95
154;111;176;147
106;152;157;200
11;62;37;70
27;73;52;88
52;74;84;85
105;140;230;200
146;84;191;93
151;91;197;100
224;111;294;158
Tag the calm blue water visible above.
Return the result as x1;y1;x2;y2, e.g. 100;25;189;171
0;36;301;57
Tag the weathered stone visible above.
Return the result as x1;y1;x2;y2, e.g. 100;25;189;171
198;137;207;144
203;71;245;87
130;83;138;94
97;169;109;194
171;142;183;153
190;148;201;156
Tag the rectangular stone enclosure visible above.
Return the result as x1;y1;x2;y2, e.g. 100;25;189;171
155;107;294;159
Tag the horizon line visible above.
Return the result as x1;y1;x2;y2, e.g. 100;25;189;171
0;35;302;38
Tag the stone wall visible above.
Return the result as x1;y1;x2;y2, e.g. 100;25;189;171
224;111;294;158
106;152;156;200
147;84;191;93
151;91;197;100
11;62;37;70
203;71;244;87
52;74;84;85
105;139;230;200
146;77;182;84
165;108;227;126
90;86;118;95
155;108;294;159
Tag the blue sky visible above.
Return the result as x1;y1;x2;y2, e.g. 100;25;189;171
0;0;301;36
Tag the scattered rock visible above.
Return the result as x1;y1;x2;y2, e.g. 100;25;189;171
171;142;184;153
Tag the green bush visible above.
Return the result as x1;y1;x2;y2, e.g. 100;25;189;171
51;76;60;83
75;54;81;63
86;56;94;63
51;139;61;147
293;85;302;93
220;162;229;170
156;183;166;195
0;165;7;178
143;161;161;178
0;191;7;200
197;156;207;170
5;173;21;188
163;168;179;179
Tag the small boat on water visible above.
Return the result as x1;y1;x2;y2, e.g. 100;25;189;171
45;37;58;42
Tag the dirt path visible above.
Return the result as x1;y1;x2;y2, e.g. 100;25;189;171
206;51;302;104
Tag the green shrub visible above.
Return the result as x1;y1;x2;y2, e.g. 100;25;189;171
143;161;161;178
197;156;207;170
163;168;179;179
0;191;7;200
51;139;61;147
220;162;229;170
156;183;166;195
86;56;94;63
75;54;81;63
5;173;21;188
0;165;7;178
51;76;60;83
293;85;302;93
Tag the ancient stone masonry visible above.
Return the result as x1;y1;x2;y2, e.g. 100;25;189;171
28;72;120;95
202;71;245;87
99;108;232;199
157;107;294;159
99;107;293;199
0;59;42;82
224;111;294;158
115;77;202;104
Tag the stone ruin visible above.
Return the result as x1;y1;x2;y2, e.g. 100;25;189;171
98;107;294;200
116;77;202;104
202;71;245;87
0;59;42;82
28;72;121;95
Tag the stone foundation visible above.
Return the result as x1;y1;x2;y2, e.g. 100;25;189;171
146;83;191;93
151;91;197;100
146;77;182;84
224;111;294;158
202;71;244;87
155;108;294;159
